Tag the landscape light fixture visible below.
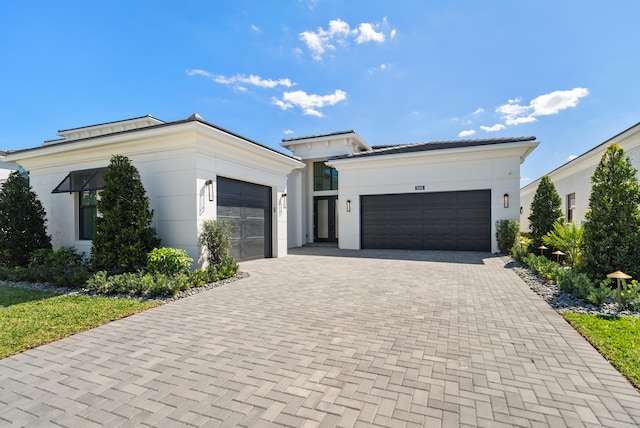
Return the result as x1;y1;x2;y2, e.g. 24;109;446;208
346;200;351;212
607;270;632;311
205;179;214;202
503;193;509;208
552;250;565;263
538;245;548;255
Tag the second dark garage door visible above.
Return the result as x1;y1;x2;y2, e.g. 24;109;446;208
217;177;272;261
361;190;491;251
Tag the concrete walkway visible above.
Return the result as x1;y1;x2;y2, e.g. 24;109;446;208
2;248;640;427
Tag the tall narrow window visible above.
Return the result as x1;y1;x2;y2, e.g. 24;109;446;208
313;161;338;191
79;190;99;240
567;193;575;222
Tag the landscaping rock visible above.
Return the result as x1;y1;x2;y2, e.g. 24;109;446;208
504;257;640;317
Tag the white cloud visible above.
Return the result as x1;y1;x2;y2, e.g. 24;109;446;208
459;130;476;137
390;29;397;38
299;18;390;60
188;70;296;89
472;108;484;115
368;63;390;74
355;23;385;44
272;89;347;117
186;69;211;77
251;25;260;32
530;88;589;116
272;98;292;110
497;88;589;125
568;154;578;161
214;73;295;88
480;124;506;132
284;129;294;135
450;117;472;125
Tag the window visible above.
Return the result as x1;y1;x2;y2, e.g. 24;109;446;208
79;190;99;240
313;161;338;191
567;193;575;222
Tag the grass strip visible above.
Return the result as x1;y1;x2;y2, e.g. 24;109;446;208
0;285;161;359
564;312;640;390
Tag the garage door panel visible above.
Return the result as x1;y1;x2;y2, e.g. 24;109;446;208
424;208;457;219
361;190;490;251
217;177;272;261
389;224;420;236
391;209;423;221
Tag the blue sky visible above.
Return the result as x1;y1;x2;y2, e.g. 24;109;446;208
2;1;639;185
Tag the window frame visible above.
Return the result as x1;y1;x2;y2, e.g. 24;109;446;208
79;190;100;240
313;161;339;191
567;193;576;222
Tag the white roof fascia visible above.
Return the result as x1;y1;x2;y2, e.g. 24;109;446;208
281;132;371;152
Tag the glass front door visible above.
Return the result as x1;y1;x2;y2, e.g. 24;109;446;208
314;196;337;242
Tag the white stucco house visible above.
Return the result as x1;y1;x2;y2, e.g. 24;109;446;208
520;121;640;232
4;113;539;264
4;114;303;264
283;132;538;253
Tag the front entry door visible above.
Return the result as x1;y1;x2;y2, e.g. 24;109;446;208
314;196;337;242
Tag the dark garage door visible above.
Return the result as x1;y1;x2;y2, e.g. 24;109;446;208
217;177;272;261
361;190;491;251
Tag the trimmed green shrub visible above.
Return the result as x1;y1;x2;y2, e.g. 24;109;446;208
199;219;233;266
147;247;193;275
555;269;610;305
588;279;612;306
619;280;640;311
528;175;563;250
580;143;640;279
92;155;160;272
27;247;90;288
85;259;238;298
496;219;519;254
0;170;51;267
510;244;530;262
523;254;562;282
0;247;90;288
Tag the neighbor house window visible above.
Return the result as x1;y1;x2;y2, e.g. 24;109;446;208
567;193;575;222
313;161;338;191
79;190;99;240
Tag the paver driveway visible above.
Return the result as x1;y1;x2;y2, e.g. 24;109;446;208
2;248;640;427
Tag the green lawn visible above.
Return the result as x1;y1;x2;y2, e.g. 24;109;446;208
564;313;640;389
0;285;161;359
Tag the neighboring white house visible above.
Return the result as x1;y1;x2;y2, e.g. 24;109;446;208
520;122;640;232
4;114;304;264
283;133;539;253
0;152;20;186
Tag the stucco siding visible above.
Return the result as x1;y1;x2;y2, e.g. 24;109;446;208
7;118;303;266
331;146;527;253
520;123;640;232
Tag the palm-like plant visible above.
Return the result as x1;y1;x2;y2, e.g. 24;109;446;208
543;221;584;267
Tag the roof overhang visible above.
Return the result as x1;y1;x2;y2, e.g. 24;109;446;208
327;139;540;167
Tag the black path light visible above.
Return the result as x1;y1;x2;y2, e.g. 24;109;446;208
552;250;565;263
607;270;632;311
538;245;548;256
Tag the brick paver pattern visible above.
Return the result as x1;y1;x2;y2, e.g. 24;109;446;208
2;248;640;427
